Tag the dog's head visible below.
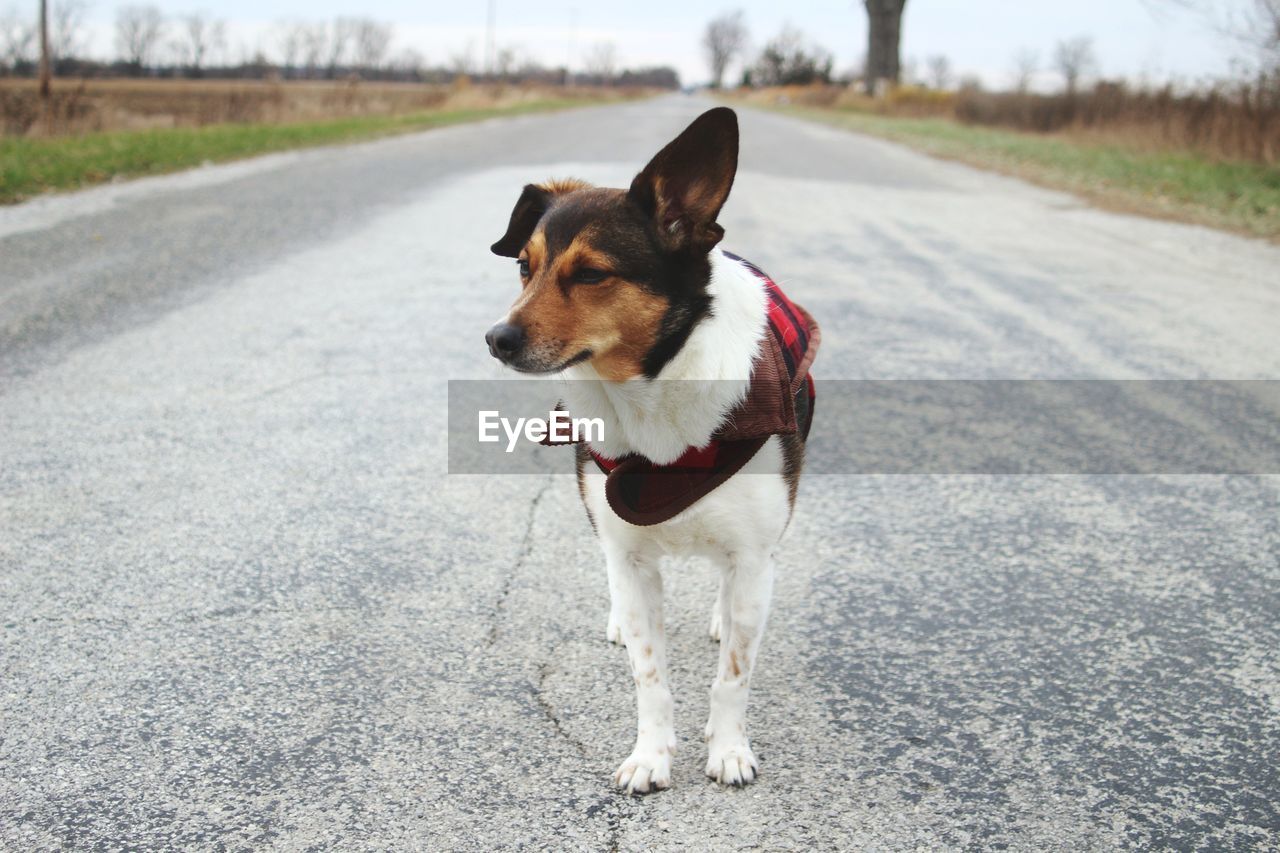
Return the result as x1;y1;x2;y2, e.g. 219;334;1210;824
485;107;739;380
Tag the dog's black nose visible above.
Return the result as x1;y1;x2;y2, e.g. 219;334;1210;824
486;322;526;361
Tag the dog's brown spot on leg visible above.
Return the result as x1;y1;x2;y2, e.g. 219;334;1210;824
732;633;752;675
643;645;653;657
729;651;741;678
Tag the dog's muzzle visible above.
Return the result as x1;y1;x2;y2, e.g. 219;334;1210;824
485;322;526;363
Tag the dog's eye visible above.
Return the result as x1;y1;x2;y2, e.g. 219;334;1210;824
573;268;609;284
517;258;530;278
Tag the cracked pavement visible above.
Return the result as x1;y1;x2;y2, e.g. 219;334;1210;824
2;96;1279;849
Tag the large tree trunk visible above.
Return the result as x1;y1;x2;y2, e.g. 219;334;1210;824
864;0;906;96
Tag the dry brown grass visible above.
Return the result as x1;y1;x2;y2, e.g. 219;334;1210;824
734;87;1280;241
0;78;634;137
740;80;1280;165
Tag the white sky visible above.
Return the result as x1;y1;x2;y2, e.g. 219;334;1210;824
68;0;1255;88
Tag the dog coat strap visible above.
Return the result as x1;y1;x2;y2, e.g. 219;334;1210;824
591;437;769;527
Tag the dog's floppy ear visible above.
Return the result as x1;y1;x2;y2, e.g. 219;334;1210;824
491;183;552;258
628;107;738;253
491;179;592;258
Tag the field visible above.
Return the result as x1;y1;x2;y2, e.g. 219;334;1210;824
739;85;1280;241
0;79;642;203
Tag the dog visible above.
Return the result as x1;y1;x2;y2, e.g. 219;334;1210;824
485;107;819;793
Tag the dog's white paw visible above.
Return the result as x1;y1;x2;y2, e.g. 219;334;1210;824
614;746;673;795
708;604;722;642
606;612;623;645
705;740;758;786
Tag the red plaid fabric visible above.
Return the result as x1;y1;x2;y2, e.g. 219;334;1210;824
585;253;820;526
730;251;818;420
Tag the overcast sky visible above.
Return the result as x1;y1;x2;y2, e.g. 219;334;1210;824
71;0;1253;88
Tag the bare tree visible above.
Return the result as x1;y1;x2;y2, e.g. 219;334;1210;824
49;0;86;61
702;9;747;89
300;22;326;78
227;37;255;68
352;18;392;71
1256;0;1280;68
174;13;224;75
1011;48;1038;93
325;16;355;76
863;0;907;95
583;40;617;83
115;4;165;70
495;45;518;78
925;53;951;89
1152;0;1279;69
753;25;834;86
899;54;919;86
0;7;36;71
276;20;305;76
1053;35;1096;95
449;40;476;76
389;46;423;77
1222;0;1278;70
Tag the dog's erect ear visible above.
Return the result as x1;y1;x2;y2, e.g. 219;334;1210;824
491;183;552;258
628;107;739;253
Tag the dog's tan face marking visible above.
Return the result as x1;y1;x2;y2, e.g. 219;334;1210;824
489;108;738;381
501;189;671;380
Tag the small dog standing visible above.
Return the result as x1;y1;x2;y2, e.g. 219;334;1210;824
486;107;819;793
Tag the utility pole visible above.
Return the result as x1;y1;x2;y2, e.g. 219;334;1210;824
38;0;51;100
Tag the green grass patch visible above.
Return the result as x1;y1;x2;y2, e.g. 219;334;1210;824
771;104;1280;242
0;98;604;204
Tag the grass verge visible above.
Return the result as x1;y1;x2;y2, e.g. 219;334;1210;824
765;104;1280;242
0;97;608;204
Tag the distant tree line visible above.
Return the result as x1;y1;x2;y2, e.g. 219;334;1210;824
703;4;1279;95
703;13;833;88
0;4;680;87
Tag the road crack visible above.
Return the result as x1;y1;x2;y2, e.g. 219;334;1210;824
485;473;553;647
534;661;589;757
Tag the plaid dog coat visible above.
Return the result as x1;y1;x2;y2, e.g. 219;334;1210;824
566;253;820;526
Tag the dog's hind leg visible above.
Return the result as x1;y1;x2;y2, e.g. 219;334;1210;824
705;550;774;786
606;544;676;794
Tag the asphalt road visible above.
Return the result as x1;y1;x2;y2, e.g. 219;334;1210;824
2;95;1278;850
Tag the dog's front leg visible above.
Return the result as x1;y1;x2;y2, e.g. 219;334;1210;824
707;573;724;641
705;551;774;785
605;566;624;645
605;545;675;794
